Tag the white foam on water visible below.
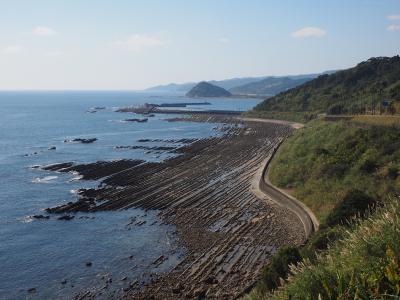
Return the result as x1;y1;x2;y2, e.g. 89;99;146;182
32;176;58;183
19;216;34;223
68;172;83;181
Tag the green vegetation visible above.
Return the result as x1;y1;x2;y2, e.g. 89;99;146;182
247;119;400;299
255;247;302;293
352;114;400;126
269;199;400;299
245;56;400;299
251;56;400;118
229;76;312;96
269;120;400;223
247;199;400;299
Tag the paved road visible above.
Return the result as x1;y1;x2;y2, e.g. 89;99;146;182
237;117;305;129
248;119;319;238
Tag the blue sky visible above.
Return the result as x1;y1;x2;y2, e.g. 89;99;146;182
0;0;399;90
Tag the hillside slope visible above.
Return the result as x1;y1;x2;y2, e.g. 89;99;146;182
266;198;400;299
268;120;400;222
186;81;232;97
230;77;312;96
253;56;400;115
247;119;400;299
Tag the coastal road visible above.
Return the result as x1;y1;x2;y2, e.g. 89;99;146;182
237;116;305;129
247;117;319;237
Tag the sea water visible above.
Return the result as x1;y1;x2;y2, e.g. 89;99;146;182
0;91;260;299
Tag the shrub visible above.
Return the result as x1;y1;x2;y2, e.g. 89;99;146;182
388;165;399;179
301;227;342;261
258;247;302;292
270;198;400;300
327;104;345;115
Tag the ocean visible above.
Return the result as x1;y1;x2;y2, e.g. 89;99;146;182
0;91;261;299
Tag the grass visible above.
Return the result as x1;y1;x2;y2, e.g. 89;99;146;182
352;114;400;127
246;119;400;299
269;198;400;299
246;198;400;300
269;119;400;223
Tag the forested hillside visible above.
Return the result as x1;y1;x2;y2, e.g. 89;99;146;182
253;56;400;116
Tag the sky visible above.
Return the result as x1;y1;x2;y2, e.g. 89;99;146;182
0;0;399;90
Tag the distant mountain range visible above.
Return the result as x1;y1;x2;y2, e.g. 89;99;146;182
186;82;232;98
230;77;312;96
144;77;265;94
144;71;337;96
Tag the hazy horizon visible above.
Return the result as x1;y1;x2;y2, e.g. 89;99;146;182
1;0;399;90
0;69;336;92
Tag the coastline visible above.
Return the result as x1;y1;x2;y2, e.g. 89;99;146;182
44;115;308;299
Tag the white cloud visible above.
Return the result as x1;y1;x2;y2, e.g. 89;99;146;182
218;37;230;44
33;26;57;37
387;15;400;21
2;45;23;54
387;24;400;31
291;27;327;39
112;34;165;52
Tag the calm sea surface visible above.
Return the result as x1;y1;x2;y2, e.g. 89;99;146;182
0;91;260;299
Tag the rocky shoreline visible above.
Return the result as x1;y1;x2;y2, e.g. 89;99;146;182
43;115;305;299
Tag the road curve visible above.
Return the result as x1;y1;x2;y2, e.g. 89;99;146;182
246;117;319;238
237;117;305;129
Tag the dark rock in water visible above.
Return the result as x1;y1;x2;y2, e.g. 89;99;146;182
78;188;98;198
61;279;67;284
27;288;36;293
42;162;74;171
58;215;75;221
186;81;232;98
64;138;97;144
48;146;56;150
75;138;97;144
115;145;175;151
121;276;127;281
85;262;92;267
124;118;148;123
32;215;50;220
